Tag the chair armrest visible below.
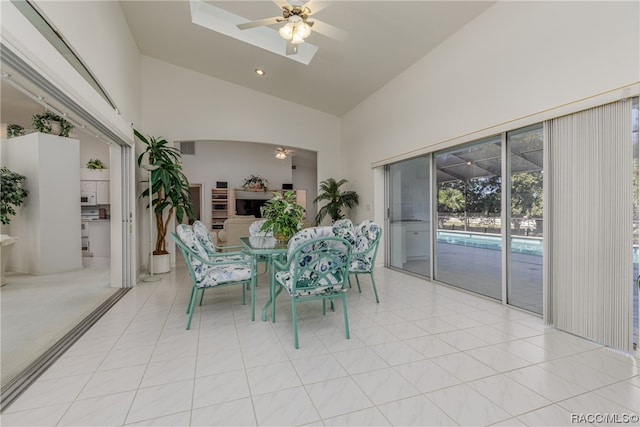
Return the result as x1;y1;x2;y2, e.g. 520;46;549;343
191;249;253;268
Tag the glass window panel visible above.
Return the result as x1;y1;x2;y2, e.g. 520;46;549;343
388;157;431;277
633;97;638;346
507;124;543;314
435;138;502;299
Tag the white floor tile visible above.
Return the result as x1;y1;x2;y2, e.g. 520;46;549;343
292;353;348;384
192;369;250;409
431;352;498;382
377;395;456;426
252;386;320;426
305;376;374;419
57;390;135;426
5;374;91;413
126;379;193;424
467;374;551;416
368;341;425;366
594;381;640;412
78;364;146;399
323;407;391;426
0;403;68;426
246;360;301;395
505;365;587;401
516;403;573;426
140;356;196;388
334;347;389;375
191;398;256;426
428;383;511;425
351;367;420;405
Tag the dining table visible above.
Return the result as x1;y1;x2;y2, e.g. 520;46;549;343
239;236;288;321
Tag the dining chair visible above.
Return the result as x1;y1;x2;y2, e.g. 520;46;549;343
172;224;255;329
271;227;353;349
349;220;382;303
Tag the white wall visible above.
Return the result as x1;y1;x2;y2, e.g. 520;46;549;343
181;140;294;230
32;1;142;127
139;56;340;265
342;1;640;230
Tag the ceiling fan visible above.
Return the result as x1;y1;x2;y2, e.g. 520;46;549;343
275;147;294;159
236;0;347;55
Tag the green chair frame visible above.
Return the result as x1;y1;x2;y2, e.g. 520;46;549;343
348;221;382;303
171;231;256;329
272;235;353;349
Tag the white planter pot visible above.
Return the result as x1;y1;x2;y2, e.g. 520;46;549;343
150;253;171;274
1;235;19;286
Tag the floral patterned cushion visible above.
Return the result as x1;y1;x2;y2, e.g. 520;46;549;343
176;224;251;286
276;228;350;296
193;221;217;253
351;221;382;270
332;219;356;245
191;221;250;263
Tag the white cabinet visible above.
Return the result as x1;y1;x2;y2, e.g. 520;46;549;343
88;221;110;257
81;181;97;192
6;133;82;274
80;169;110;205
96;181;109;204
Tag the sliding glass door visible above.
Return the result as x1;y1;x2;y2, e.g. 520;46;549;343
386;126;544;312
388;156;431;277
434;136;503;299
507;125;543;313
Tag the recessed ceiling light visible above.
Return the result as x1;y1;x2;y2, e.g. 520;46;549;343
255;68;266;76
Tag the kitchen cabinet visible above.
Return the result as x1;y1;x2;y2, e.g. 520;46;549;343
96;181;109;204
405;222;429;259
87;221;110;257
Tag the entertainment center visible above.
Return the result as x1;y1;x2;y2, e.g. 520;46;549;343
211;188;306;229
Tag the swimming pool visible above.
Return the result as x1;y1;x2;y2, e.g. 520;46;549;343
437;230;543;256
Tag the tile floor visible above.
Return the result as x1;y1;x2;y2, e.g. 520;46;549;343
2;265;639;426
1;256;114;385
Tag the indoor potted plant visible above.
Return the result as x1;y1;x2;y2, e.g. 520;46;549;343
32;110;74;137
260;190;305;242
7;124;24;138
86;158;106;170
313;178;359;224
242;174;269;191
1;167;29;285
135;129;194;273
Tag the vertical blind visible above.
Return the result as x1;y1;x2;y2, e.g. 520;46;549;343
545;98;634;352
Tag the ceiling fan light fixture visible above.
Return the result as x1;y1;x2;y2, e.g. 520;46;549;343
278;22;294;39
275;149;287;160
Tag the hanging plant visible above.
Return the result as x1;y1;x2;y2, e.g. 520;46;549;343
86;158;106;170
31;111;74;137
7;124;24;138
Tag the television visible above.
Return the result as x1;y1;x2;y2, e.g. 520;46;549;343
236;199;268;217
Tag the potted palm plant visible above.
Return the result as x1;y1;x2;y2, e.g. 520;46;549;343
313;178;359;224
1;167;29;285
135;130;194;273
260;190;305;242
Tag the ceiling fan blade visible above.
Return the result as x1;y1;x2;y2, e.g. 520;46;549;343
272;0;290;10
237;17;281;30
304;1;331;15
309;19;348;42
285;42;299;56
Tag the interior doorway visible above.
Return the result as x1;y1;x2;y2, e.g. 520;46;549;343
188;183;202;224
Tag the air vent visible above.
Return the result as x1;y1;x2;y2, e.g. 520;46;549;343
179;141;195;155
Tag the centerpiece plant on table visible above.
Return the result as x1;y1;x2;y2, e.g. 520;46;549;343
260;190;305;242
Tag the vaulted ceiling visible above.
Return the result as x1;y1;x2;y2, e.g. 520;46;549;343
120;1;495;117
